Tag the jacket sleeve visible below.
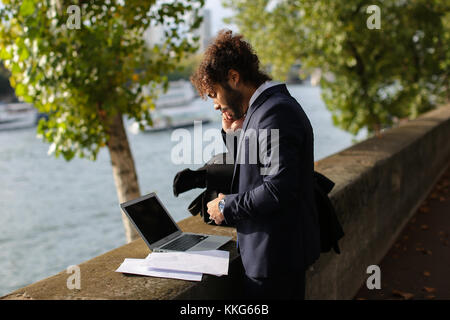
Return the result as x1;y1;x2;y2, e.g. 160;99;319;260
222;103;305;224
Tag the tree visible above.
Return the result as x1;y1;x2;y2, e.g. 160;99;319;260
224;0;450;136
0;0;205;243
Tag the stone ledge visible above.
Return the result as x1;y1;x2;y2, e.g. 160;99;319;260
1;219;238;300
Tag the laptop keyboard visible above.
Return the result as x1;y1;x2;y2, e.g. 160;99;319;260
160;234;207;251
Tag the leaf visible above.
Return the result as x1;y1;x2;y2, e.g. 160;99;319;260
19;47;29;61
392;289;414;300
19;0;35;17
416;247;432;255
419;206;430;214
423;287;436;293
15;83;27;96
0;47;12;60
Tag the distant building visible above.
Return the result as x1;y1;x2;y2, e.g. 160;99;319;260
196;8;212;52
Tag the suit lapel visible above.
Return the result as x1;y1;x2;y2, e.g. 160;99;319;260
229;84;288;191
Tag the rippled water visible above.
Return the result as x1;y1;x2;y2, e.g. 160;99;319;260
0;84;366;296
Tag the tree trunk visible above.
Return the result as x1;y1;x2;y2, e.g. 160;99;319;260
106;113;140;243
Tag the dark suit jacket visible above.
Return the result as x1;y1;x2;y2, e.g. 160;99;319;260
221;84;321;278
176;153;344;254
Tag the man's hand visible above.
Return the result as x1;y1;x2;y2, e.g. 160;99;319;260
229;115;245;132
207;193;226;225
214;104;245;133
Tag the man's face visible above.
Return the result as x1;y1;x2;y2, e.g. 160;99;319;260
209;82;245;121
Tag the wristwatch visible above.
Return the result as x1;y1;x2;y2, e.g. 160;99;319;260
218;198;225;214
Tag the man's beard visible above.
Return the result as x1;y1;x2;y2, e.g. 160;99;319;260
222;83;245;120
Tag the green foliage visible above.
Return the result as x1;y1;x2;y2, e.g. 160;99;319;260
224;0;450;135
0;0;204;160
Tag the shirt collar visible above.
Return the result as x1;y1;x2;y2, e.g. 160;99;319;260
248;81;281;109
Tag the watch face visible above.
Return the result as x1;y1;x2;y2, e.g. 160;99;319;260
218;199;225;212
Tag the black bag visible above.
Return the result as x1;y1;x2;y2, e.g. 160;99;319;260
313;171;344;254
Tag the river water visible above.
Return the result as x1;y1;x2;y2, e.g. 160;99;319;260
0;84;366;296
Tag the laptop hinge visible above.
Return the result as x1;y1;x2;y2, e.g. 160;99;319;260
150;230;183;249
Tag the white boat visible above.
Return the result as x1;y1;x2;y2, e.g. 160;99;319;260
142;79;197;109
0;103;39;131
129;103;214;134
131;80;216;133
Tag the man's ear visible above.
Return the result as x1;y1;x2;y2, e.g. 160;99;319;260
227;69;240;88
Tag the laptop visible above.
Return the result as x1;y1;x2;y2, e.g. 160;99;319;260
120;192;231;252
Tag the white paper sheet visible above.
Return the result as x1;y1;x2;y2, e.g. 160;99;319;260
115;258;203;281
143;250;230;276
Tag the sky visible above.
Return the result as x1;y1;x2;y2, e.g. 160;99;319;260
204;0;237;35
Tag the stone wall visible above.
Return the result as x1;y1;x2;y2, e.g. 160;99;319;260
306;104;450;299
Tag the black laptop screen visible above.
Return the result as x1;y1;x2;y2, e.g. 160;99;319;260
123;196;178;244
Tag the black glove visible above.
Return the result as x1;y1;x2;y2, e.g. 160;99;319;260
173;168;207;197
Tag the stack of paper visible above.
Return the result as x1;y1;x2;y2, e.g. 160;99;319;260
115;250;229;282
115;258;203;281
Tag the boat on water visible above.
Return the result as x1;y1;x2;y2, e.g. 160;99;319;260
155;80;197;108
142;79;197;109
0;103;46;131
130;80;215;134
129;103;214;134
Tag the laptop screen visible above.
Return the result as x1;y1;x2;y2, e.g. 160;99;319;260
123;195;179;245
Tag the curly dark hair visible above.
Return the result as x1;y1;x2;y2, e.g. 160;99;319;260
190;29;272;99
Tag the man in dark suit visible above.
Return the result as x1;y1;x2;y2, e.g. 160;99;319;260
190;29;321;300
